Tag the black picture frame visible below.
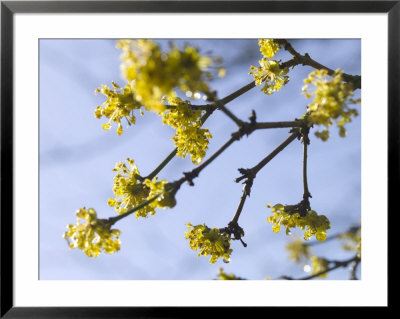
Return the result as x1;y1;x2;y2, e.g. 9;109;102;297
1;1;395;317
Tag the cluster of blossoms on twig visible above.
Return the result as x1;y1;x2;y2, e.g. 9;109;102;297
286;238;311;263
259;39;281;59
310;256;330;278
143;177;178;209
107;158;152;217
250;39;290;95
267;203;331;242
302;68;360;141
339;226;361;257
63;208;121;257
94;81;142;135
185;223;232;263
108;158;177;218
117;39;219;113
162;96;212;164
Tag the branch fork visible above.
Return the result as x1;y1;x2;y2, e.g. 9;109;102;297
221;221;247;248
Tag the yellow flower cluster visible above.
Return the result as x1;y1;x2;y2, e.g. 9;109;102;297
162;96;202;128
285;238;311;263
108;158;154;218
162;96;212;165
310;256;329;278
217;268;243;280
173;125;212;165
94;82;142;135
267;204;330;241
108;158;175;218
250;39;288;95
339;227;361;257
116;39;222;114
143;177;177;209
185;223;232;263
258;39;281;59
302;69;360;141
63;207;121;257
250;58;289;95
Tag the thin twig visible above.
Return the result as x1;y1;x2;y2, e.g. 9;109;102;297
214;100;244;127
302;130;311;199
255;120;304;129
277;39;361;89
220;81;257;105
350;258;361;280
145;149;177;180
253;131;300;175
106;194;160;225
187;81;257;112
235;130;301;184
281;255;360;280
231;177;253;225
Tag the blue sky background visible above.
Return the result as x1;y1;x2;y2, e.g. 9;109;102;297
39;39;361;280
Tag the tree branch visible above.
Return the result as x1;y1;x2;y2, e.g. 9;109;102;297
220;80;257;105
231;181;252;226
277;39;361;89
214;100;244;127
235;129;301;184
281;255;360;280
302;129;311;200
255;120;304;129
350;258;361;280
145;149;177;181
106;194;160;226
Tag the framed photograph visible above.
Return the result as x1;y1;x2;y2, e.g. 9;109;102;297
1;1;395;316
